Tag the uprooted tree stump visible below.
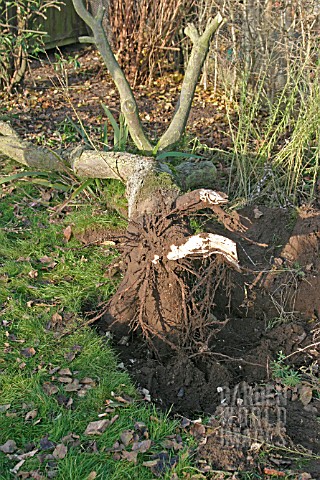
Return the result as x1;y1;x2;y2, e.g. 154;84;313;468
0;2;244;350
104;188;242;349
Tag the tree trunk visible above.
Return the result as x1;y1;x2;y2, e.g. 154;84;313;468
0;3;238;350
0;121;240;348
105;179;240;349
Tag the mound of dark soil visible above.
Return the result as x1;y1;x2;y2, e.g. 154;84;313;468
96;205;320;475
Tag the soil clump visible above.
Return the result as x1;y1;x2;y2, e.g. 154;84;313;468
97;204;320;475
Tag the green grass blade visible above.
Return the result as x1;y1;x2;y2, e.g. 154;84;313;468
102;121;108;149
65;115;91;145
101;103;120;139
156;151;202;160
71;178;94;199
0;171;50;184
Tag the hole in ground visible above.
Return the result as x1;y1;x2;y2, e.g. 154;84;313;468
94;205;320;475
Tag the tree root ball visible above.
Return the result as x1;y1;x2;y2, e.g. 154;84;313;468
105;209;235;351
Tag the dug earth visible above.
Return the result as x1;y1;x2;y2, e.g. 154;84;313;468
96;205;320;475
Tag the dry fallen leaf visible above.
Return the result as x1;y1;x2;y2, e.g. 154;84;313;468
64;351;76;362
58;368;72;376
110;415;119;426
64;345;82;362
101;240;116;247
42;382;59;396
113;394;131;404
58;376;73;384
41;190;52;202
80;377;96;386
8;334;25;343
16;256;31;262
87;472;97;480
170;473;179;480
84;419;110;435
297;473;312;480
142;459;159;468
57;394;73;409
141;388;151;401
273;257;283;267
132;439;152;453
15;471;30;479
189;422;206;438
72;345;82;352
134;421;146;431
51;312;63;327
20;347;36;358
10;459;25;474
41;260;56;271
39;256;53;264
49;366;60;375
121;450;138;463
250;441;263;452
0;439;17;453
263;467;285;477
39;436;56;451
77;389;88;397
64;379;81;392
25;409;38;421
28;470;46;479
28;270;38;279
253;207;264;219
0;404;11;413
299;384;313;406
53;443;67;460
120;430;134;447
9;448;38;461
162;438;183;451
108;440;124;453
63;225;72;242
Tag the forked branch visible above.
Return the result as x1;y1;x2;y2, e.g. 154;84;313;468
72;0;223;152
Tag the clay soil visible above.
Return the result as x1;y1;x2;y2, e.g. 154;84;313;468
2;46;320;477
98;205;320;476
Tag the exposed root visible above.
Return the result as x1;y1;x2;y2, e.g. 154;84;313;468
105;198;239;352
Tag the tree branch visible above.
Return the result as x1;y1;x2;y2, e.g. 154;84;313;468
0;120;155;180
78;36;95;44
0;121;66;171
71;0;152;152
157;14;224;150
174;188;228;213
0;122;230;221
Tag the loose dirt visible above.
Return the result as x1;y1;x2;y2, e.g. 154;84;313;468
97;205;320;476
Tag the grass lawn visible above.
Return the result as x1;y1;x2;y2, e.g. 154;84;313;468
0;160;196;479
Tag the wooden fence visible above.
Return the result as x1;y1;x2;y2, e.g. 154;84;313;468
41;0;88;48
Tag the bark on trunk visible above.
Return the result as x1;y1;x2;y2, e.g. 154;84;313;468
0;3;240;349
157;14;224;150
0;121;217;218
0;121;240;348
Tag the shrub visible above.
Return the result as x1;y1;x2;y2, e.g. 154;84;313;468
106;0;194;85
0;0;62;94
